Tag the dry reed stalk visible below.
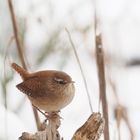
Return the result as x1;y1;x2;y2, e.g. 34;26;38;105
66;29;106;139
66;28;93;113
108;73;134;140
114;105;134;140
95;35;110;140
7;0;41;131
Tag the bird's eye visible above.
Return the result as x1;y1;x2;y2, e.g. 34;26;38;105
54;78;66;84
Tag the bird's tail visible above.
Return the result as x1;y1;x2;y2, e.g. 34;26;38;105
11;63;29;80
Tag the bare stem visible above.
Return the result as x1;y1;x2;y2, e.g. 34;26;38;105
66;28;93;113
7;0;26;68
95;35;110;140
7;0;41;131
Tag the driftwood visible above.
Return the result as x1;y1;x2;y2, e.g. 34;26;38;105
19;112;104;140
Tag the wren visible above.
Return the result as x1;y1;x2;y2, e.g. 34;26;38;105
11;63;75;112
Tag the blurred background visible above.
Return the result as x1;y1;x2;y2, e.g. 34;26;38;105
0;0;140;139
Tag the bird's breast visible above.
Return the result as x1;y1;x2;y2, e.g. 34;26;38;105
29;83;75;112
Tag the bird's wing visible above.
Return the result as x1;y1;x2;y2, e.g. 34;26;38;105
16;76;47;97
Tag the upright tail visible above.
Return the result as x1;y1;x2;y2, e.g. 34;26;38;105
11;63;29;80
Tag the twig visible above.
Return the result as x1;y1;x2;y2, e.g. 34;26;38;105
95;35;110;140
66;28;93;113
7;0;41;131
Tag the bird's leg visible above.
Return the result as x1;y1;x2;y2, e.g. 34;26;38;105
32;104;47;117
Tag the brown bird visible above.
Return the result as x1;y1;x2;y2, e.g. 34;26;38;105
11;63;75;113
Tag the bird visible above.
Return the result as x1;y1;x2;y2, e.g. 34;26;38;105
11;63;75;113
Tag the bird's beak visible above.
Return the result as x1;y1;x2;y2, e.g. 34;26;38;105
67;81;75;84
